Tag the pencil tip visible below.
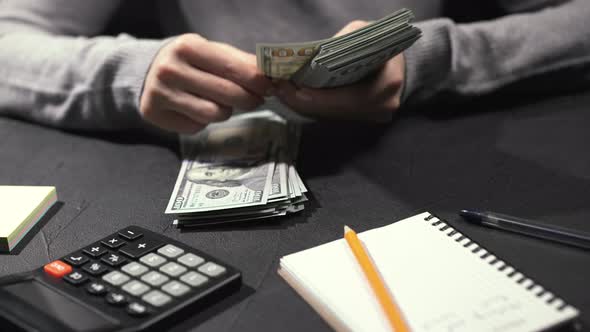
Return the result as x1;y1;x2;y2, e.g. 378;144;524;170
344;225;352;234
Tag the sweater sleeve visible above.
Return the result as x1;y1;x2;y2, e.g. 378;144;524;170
0;0;168;130
402;0;590;106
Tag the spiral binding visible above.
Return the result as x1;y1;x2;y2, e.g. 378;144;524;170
423;213;572;312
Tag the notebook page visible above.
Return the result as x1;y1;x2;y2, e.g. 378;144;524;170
281;212;578;332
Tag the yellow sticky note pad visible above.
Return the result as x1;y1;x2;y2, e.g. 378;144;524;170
0;186;58;253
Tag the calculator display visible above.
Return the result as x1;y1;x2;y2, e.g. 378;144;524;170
2;280;117;332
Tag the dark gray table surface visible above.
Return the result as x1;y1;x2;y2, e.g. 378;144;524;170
1;91;590;332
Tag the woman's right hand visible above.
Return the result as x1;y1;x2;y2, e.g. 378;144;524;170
140;34;274;134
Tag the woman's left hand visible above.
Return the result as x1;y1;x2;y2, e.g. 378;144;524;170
275;20;406;123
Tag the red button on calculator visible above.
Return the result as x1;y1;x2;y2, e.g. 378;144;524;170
44;260;72;278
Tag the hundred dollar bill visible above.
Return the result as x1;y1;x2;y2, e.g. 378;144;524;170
170;110;307;226
256;9;420;88
256;41;323;80
291;32;420;88
165;159;275;214
181;111;289;159
169;113;286;214
288;165;302;198
181;120;273;164
268;161;289;201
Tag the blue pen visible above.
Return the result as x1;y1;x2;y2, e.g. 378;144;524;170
459;210;590;250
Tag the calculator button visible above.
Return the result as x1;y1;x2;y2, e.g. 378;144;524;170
140;271;169;287
127;302;149;317
120;238;164;258
159;262;187;277
103;271;130;286
87;282;108;296
121;262;148;277
63;271;88;285
157;244;184;258
142;290;171;307
180;271;208;287
101;253;127;267
139;253;167;267
122;280;150;297
101;237;125;249
82;262;109;276
118;228;143;241
44;261;72;278
63;253;89;266
162;281;190;297
106;292;128;306
198;262;226;277
83;244;108;258
177;253;204;267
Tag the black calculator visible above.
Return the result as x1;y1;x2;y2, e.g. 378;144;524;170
0;226;242;332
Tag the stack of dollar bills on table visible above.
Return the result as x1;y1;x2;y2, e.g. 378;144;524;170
257;8;421;88
166;110;307;227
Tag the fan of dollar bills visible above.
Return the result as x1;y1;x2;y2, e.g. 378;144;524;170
166;110;307;227
257;8;421;88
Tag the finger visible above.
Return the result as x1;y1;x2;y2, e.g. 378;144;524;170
210;42;275;96
369;56;405;107
144;108;206;134
215;43;258;67
176;38;273;96
275;81;313;114
162;62;264;111
277;80;366;117
162;88;233;124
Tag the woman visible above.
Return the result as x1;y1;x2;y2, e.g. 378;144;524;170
0;0;588;133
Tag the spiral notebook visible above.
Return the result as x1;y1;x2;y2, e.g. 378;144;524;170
279;212;579;332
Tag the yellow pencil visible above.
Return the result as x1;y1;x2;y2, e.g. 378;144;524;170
344;225;411;332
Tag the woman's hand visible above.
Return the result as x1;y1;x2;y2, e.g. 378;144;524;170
276;20;406;123
140;34;274;133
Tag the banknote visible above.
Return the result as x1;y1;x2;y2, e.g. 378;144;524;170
256;42;322;80
168;110;307;226
181;116;276;164
165;159;275;214
256;8;421;88
291;32;420;88
269;161;289;202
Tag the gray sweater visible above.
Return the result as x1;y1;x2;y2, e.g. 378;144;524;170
0;0;588;130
